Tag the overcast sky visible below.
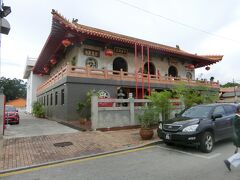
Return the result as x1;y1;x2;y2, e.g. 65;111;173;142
1;0;240;84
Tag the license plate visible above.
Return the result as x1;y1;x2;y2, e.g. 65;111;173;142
165;134;171;140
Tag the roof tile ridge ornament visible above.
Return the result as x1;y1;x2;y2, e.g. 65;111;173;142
52;9;78;29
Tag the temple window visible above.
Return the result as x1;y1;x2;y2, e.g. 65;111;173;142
113;57;128;72
144;62;156;75
61;89;65;105
168;66;178;77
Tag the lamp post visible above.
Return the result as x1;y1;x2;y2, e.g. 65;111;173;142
0;0;11;77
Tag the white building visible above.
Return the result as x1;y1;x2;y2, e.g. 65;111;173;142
23;57;47;113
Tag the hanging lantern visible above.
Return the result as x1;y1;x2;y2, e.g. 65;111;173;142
205;66;210;71
61;39;71;47
50;58;57;65
188;64;195;69
185;64;194;70
43;66;49;73
105;49;113;56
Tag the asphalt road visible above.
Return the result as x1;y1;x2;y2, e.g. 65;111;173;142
1;140;240;180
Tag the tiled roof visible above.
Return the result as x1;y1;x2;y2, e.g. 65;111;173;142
33;10;224;74
52;9;223;63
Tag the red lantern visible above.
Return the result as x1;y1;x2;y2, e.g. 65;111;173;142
43;66;49;73
105;49;113;56
186;64;194;70
50;58;57;65
62;39;71;47
205;66;210;71
188;64;195;69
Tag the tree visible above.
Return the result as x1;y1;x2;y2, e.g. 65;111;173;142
221;82;240;88
173;83;218;108
0;77;27;102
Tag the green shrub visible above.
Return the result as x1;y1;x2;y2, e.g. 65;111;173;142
147;91;172;121
138;106;158;129
32;101;45;118
76;90;93;120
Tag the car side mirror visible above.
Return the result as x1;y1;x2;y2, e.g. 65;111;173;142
212;113;222;120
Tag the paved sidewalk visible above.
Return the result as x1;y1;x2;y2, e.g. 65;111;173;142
4;113;78;138
0;129;160;171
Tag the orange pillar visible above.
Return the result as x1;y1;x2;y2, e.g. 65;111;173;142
134;43;138;99
141;45;144;98
147;46;150;96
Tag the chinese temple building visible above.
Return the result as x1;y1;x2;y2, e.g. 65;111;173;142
32;10;223;121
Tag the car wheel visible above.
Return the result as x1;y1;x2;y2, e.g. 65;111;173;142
200;131;214;153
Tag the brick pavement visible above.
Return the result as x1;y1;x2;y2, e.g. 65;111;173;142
0;129;159;171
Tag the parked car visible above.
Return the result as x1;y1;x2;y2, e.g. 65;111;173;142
157;103;237;153
5;105;20;124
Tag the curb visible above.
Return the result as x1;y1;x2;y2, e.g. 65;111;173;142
0;140;163;175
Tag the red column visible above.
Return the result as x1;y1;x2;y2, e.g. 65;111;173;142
134;43;138;99
141;45;144;99
147;46;150;96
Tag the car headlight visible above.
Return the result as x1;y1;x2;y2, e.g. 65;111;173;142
182;124;198;132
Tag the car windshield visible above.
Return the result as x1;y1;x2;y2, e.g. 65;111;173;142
6;106;17;112
181;106;212;118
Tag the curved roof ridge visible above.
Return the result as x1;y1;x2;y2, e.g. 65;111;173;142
51;9;221;62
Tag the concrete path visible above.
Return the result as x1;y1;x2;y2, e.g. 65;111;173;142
3;113;78;139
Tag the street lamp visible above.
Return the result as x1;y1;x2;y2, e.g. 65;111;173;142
0;3;11;35
0;4;11;18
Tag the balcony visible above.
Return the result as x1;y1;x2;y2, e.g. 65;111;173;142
36;64;220;94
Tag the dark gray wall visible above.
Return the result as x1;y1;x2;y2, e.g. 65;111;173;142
37;76;218;122
66;83;117;121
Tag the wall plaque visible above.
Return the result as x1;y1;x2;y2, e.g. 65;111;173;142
83;49;100;57
114;47;128;54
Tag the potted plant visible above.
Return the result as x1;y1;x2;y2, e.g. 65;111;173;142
138;107;158;140
76;90;93;125
77;102;87;124
32;101;45;118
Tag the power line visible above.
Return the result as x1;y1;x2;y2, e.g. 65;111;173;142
115;0;240;44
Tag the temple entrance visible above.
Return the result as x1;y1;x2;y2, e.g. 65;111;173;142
144;62;156;75
113;57;128;72
168;66;178;77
